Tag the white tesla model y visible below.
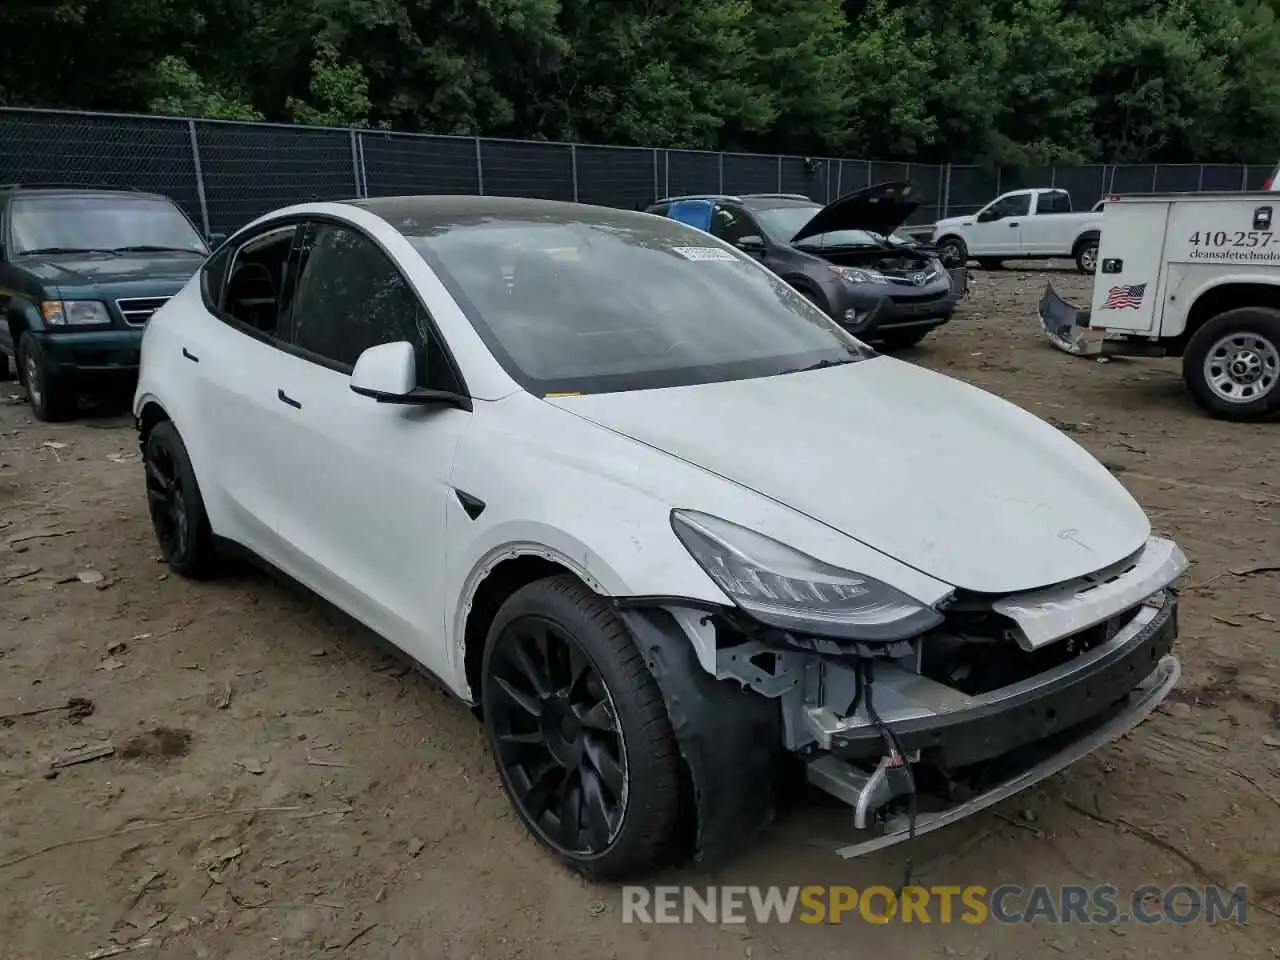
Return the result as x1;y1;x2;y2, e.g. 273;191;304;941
133;196;1186;879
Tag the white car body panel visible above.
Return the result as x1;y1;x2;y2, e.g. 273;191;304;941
933;189;1103;259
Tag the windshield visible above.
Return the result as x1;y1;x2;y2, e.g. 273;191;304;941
10;195;208;256
406;214;871;395
752;206;881;249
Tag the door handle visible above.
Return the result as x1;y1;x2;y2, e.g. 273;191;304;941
1008;221;1020;227
277;388;302;410
182;347;199;363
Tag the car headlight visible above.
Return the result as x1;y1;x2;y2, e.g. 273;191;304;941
830;265;889;285
42;300;111;326
670;510;943;642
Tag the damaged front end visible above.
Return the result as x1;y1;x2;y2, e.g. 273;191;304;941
621;535;1186;864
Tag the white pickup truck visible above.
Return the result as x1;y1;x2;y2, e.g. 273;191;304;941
932;188;1104;273
1039;191;1280;421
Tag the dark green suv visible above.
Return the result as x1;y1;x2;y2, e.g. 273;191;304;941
0;185;215;421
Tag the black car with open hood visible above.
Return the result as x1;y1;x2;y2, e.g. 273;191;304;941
646;181;966;351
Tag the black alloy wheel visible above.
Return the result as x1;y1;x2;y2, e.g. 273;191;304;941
143;421;218;578
481;576;681;879
487;616;629;855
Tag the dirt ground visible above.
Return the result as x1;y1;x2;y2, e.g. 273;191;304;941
1;264;1278;960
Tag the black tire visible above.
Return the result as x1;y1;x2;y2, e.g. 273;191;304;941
877;329;931;351
18;332;78;422
936;236;967;266
977;257;1004;270
1074;234;1099;274
481;575;681;881
143;420;220;578
1182;307;1280;422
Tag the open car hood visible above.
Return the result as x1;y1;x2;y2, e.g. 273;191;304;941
790;180;920;244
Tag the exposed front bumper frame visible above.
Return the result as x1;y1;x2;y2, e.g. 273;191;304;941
832;652;1180;858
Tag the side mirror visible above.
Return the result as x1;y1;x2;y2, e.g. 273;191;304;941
349;340;471;410
351;341;417;399
977;209;999;223
206;231;227;247
735;235;766;253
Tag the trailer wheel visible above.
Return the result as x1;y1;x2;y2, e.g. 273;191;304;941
1183;307;1280;421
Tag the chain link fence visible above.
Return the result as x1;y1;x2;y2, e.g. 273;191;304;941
1;107;1274;236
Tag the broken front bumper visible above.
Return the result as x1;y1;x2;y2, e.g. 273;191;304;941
1038;281;1104;355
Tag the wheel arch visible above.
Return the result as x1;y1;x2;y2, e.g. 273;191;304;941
1176;281;1280;354
1072;229;1100;254
136;398;172;448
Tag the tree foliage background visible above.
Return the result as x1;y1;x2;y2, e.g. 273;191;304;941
2;0;1278;164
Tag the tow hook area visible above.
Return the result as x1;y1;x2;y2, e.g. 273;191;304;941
807;751;916;830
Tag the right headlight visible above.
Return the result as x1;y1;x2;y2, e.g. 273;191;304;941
42;300;111;326
670;509;943;643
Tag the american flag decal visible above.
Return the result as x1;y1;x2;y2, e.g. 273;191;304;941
1101;282;1147;310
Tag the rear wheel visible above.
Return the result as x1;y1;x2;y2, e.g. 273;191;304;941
1183;307;1280;421
1074;235;1099;274
481;575;681;880
18;332;78;422
143;420;220;577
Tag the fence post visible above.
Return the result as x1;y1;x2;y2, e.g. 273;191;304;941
187;119;211;237
834;160;843;199
1241;165;1249;191
349;130;362;198
1151;164;1159;193
570;144;579;202
664;151;670;198
652;149;660;201
938;164;949;220
776;156;783;192
1197;164;1205;192
475;137;485;195
718;153;724;194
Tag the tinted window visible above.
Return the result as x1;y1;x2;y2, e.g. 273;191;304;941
989;193;1031;218
220;226;297;337
1036;192;1072;214
709;206;758;244
10;195;207;255
290;223;452;387
406;213;871;396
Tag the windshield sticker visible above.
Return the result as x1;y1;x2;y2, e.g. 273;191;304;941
672;246;739;262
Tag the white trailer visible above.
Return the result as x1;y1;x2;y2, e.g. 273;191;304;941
1039;191;1280;421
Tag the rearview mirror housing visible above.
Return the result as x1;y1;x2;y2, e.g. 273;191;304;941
351;341;417;399
349;340;472;410
736;235;766;253
977;209;999;223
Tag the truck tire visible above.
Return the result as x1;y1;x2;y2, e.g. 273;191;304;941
935;236;967;266
1074;234;1099;274
1183;307;1280;421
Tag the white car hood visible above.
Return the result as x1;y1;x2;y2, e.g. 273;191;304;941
548;357;1150;595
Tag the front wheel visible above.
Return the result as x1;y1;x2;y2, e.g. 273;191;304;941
481;576;682;880
1183;307;1280;421
935;236;967;266
18;333;78;422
